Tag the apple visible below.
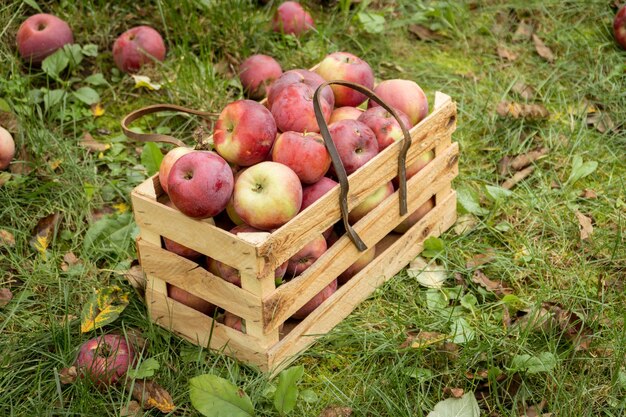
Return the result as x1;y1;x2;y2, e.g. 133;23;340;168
357;106;412;151
112;26;166;73
615;5;626;49
301;177;338;239
286;234;327;276
0;126;15;170
338;246;376;285
270;82;332;133
223;311;245;333
349;182;394;224
369;79;429;126
393;150;435;189
272;1;315;36
328;119;379;175
239;54;283;100
159;146;193;194
325;229;340;248
168;284;215;315
267;69;334;110
233;162;302;230
213;100;277;166
393;197;435;233
329;106;363;124
75;335;134;386
16;13;73;64
292;279;337;319
167;151;234;219
272;131;331;184
315;52;375;107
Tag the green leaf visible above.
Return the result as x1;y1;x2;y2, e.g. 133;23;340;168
425;289;448;312
273;365;304;415
189;374;255;417
404;367;433;381
460;294;477;311
427;393;480;417
73;87;100;105
509;352;557;374
81;44;99;57
450;317;475;344
84;73;108;86
43;89;66;111
83;212;136;252
484;185;512;202
299;389;318;404
63;44;83;66
42;49;69;79
357;12;386;34
422;236;445;258
457;187;489;216
141;142;164;176
23;0;42;12
566;156;598;186
128;357;160;379
80;285;130;332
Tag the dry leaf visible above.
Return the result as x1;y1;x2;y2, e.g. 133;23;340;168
512;81;535;100
10;144;32;175
497;45;518;61
318;406;353;417
466;249;497;268
501;166;535;190
124;265;146;290
496;101;549;119
575;211;593;241
532;34;555;62
586;110;615;133
29;212;62;255
443;387;465;398
61;251;81;271
132;379;175;413
59;366;78;384
454;214;479;235
0;288;13;308
0;229;15;246
513;20;534;42
408;24;444;41
90;206;115;222
544;303;593;351
0;172;11;187
498;147;549;176
521;399;547;417
120;400;143;417
512;306;553;332
400;331;447;349
80;132;110;152
471;270;513;296
580;189;598;199
406;257;447;288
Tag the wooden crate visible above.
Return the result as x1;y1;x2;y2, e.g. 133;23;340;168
130;92;458;373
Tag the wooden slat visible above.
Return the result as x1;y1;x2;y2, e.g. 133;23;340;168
266;190;457;373
262;142;459;332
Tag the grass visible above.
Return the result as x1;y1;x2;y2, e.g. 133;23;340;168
1;0;625;415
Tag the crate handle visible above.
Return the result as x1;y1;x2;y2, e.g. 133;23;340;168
121;104;216;148
313;80;412;252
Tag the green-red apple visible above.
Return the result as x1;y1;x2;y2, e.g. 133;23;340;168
315;52;375;107
369;79;429;126
272;131;331;184
159;146;193;194
348;181;394;224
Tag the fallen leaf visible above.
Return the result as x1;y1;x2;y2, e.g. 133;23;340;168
318;406;353;417
90;103;105;117
89;206;115;222
454;214;479;235
544;303;593;350
575;211;593;241
80;285;130;333
120;400;143;417
443;387;464;398
512;306;553;332
0;171;11;186
0;229;15;246
472;270;513;296
512;81;535;100
466;249;497;268
580;189;597;199
501;166;535;190
408;24;444;41
496;101;549;119
131;75;161;91
10;144;32;175
124;265;146;290
513;20;534;42
532;34;555;62
132;379;175;413
0;288;13;308
521;399;547;417
427;393;480;417
497;45;518;61
61;251;81;271
586;109;615;133
498;147;549;176
404;331;447;349
80;132;110;152
58;366;78;384
407;257;447;288
29;212;62;256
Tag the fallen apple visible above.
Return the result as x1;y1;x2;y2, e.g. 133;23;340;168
272;1;315;36
75;334;134;386
0;126;15;170
112;26;166;73
615;4;626;49
16;13;73;64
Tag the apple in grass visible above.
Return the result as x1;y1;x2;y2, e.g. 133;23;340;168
330;106;362;124
286;234;327;277
328;119;379;175
167;151;234;219
357;106;413;151
292;279;337;319
75;335;134;386
271;82;332;133
239;54;283;100
214;100;277;166
168;284;216;315
159;146;193;194
0;126;15;170
393;197;435;234
315;52;375;107
112;26;166;73
348;182;394;224
338;246;376;285
272;131;331;184
369;79;429;126
267;69;334;110
615;5;626;49
16;13;73;64
272;1;315;36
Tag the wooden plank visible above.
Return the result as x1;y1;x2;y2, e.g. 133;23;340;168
147;290;269;370
262;142;459;332
266;190;457;373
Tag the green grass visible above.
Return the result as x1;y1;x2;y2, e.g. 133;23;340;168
1;0;625;416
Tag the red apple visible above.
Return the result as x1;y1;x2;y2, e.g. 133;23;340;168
272;1;315;36
223;311;245;333
315;52;375;107
615;5;626;49
75;335;134;386
286;234;327;276
328;119;378;175
159;146;193;194
329;106;363;124
167;151;234;219
357;106;413;151
168;284;215;315
348;181;394;224
239;54;283;100
267;69;334;109
270;82;332;133
0;126;15;170
393;197;435;233
301;177;338;210
369;79;429;126
338;246;376;285
213;100;277;166
112;26;166;73
272;131;331;184
393;150;435;189
16;13;73;64
233;161;302;230
292;279;337;319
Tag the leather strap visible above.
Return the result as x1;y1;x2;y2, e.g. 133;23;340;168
313;80;411;252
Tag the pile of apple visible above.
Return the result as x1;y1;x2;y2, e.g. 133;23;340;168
158;49;436;332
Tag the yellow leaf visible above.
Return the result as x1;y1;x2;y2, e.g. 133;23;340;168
34;235;49;259
131;75;162;91
91;103;105;117
48;159;63;170
113;202;129;214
